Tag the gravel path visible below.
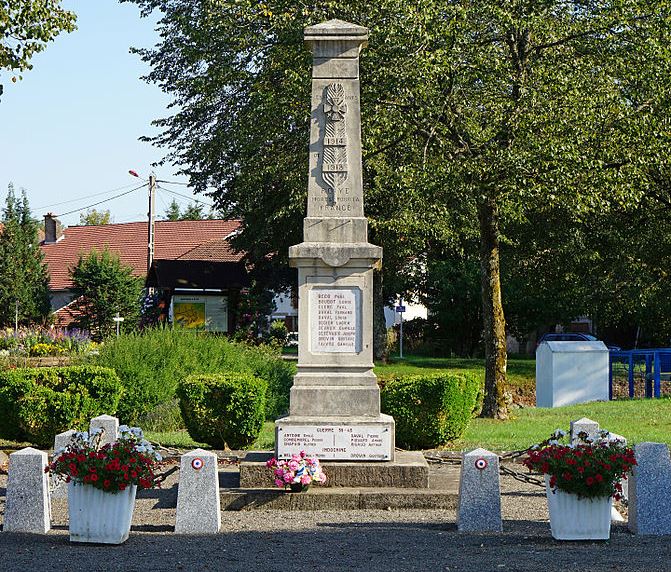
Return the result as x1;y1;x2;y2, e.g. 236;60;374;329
1;466;670;571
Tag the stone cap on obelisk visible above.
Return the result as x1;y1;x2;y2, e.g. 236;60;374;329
290;19;381;267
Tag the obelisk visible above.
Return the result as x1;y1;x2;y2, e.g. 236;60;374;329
275;20;395;461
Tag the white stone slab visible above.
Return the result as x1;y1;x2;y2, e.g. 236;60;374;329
277;423;392;460
310;287;361;353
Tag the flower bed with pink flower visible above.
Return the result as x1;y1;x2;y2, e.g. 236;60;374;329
266;452;327;490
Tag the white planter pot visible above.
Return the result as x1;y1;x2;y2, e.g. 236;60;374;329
545;476;612;540
68;482;137;544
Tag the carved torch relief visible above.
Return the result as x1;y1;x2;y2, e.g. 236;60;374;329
321;83;349;205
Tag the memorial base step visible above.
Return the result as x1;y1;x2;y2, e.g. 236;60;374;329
239;450;428;489
219;486;458;511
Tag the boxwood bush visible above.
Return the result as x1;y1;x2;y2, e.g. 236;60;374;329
381;372;482;450
91;328;294;426
177;373;267;449
0;366;123;447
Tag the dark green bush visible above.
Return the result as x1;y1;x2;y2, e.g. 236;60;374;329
381;372;482;449
177;373;267;449
0;365;123;447
90;328;294;425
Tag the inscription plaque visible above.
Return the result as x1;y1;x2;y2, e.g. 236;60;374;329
310;287;361;353
277;425;392;460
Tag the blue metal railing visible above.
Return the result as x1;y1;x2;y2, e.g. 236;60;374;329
609;349;671;400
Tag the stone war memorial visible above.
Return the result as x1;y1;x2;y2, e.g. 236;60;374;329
274;19;395;463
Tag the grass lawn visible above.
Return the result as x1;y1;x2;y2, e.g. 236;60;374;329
375;354;535;388
451;398;671;452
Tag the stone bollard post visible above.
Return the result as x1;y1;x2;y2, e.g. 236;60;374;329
4;447;51;533
458;448;502;533
570;417;600;444
89;414;119;447
629;442;671;535
175;449;221;534
51;429;77;500
570;418;628;522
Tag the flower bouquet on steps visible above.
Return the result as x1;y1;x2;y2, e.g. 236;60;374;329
48;425;163;544
523;429;636;540
266;451;327;492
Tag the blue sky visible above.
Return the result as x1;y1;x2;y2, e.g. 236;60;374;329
0;0;204;227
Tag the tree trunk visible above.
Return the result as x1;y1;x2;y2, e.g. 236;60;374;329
373;269;389;362
478;196;509;419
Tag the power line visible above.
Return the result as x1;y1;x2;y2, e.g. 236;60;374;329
157;184;215;208
156;179;189;186
57;183;148;218
34;182;143;211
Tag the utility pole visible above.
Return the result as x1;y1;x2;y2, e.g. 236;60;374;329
399;296;404;359
147;174;156;276
14;300;18;336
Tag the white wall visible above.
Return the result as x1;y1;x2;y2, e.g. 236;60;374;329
384;298;428;328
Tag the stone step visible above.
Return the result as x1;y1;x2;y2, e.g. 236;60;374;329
239;450;430;489
220;487;458;511
217;454;460;511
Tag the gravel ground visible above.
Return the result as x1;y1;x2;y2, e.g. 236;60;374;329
1;465;670;572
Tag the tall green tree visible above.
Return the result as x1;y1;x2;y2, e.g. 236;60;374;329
125;0;671;418
1;0;76;97
163;198;213;221
69;248;143;340
163;199;181;221
0;183;51;326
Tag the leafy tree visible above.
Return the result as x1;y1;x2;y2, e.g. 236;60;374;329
69;248;143;340
0;183;51;326
79;208;112;226
0;0;76;97
125;0;671;418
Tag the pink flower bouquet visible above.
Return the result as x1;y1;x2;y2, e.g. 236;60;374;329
266;451;327;491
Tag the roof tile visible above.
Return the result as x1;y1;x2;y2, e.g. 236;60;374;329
41;219;243;290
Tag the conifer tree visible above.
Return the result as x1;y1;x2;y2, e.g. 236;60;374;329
0;183;51;326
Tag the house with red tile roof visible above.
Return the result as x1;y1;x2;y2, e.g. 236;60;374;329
40;217;250;330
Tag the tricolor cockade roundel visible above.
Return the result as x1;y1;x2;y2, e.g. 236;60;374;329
474;458;488;470
191;457;204;471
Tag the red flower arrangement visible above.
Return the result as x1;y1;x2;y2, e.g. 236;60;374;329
523;430;636;500
48;426;162;493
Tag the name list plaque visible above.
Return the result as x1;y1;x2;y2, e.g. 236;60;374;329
310;287;361;353
277;425;392;460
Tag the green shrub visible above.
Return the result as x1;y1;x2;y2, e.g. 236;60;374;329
177;373;267;449
90;328;294;424
0;365;124;447
381;372;482;449
268;320;288;346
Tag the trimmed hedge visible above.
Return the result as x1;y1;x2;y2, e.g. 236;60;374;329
381;372;482;450
0;366;123;447
177;373;267;449
91;328;294;426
